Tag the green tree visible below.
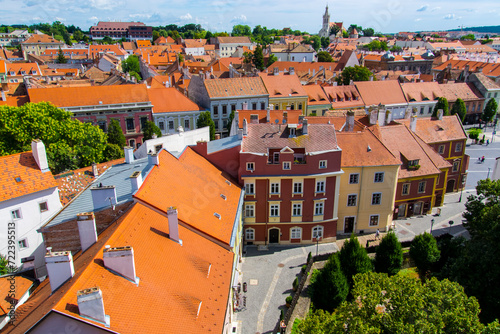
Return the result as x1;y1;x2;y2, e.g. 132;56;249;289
196;111;216;140
410;232;440;278
461;34;476;41
390;45;403;52
0;255;11;275
266;53;278;68
227;110;235;130
72;29;84;42
231;24;251;36
374;231;403;275
317;51;333;62
142;120;162;141
338;234;373;287
363;28;375;37
320;37;330;49
451;98;467;122
102;36;113;44
107;119;126;148
482;98;498;124
309;254;349;312
298;309;337;334
103;143;124;161
432;97;450;117
468;128;483;141
0;103;108;173
252;45;265;71
329;25;340;36
56;47;67;64
121;55;142;80
336;65;373;85
363;40;388;51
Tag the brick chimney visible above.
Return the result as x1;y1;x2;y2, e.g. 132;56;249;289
130;171;143;193
167;207;182;245
77;213;98;253
103;246;138;283
45;249;75;293
124;146;134;164
77;287;109;325
31;139;50;173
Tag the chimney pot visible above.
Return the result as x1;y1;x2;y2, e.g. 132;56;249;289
130;171;143;192
45;251;75;292
148;153;159;166
77;287;109;325
31;139;50;173
167;207;181;244
103;246;138;283
410;115;417;132
77;212;97;253
124;146;134;164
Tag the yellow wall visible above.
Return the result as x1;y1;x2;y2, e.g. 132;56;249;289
306;104;331;116
270;97;308;114
337;165;399;234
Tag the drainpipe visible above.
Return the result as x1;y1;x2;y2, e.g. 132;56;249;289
355;167;364;234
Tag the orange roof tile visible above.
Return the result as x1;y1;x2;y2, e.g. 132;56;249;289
400;82;442;102
134;148;242;245
22;34;63;45
0;151;58;201
5;62;41;76
259;72;307;98
304;115;365;132
89;45;127;58
395;115;467;143
204;77;268;98
28;84;150;107
0;276;33;316
322;85;365;109
135;40;152;48
354;80;407;106
0;95;29;107
238;109;301;125
303;84;330;105
148;87;201;114
433;59;500;78
53;202;233;334
438;82;484;102
217;36;251;44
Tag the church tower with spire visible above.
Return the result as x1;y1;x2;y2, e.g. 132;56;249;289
319;5;331;38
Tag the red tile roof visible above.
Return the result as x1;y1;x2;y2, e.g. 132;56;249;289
136;40;152;48
28;84;150;107
354;80;407;106
322;85;365;108
395;115;467;144
433;59;500;78
134;148;242;246
204;77;268;98
238;109;302;125
259;72;307;98
0;276;33;316
217;36;252;44
89;45;127;58
148;87;201;114
0;151;57;201
22;34;63;45
303;84;330;106
400;82;442;102
438;82;484;102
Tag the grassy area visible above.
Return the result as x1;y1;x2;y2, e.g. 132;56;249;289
291;318;302;334
398;267;420;279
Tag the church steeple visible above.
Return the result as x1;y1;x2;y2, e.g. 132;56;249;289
319;4;331;38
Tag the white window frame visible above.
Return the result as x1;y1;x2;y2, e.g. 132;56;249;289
246;162;255;171
245;183;255;195
18;238;28;249
369;215;379;227
39;201;48;212
316;180;325;193
438;145;445;154
11;209;22;220
293;182;303;194
292;203;302;216
270;182;280;194
312;226;324;239
283;161;291;170
418;181;426;193
349;173;359;184
372;192;382;205
319;160;327;169
402;183;410;195
453;161;460;172
290;227;302;239
455;142;463;153
270;203;280;217
245;204;255;217
347;194;357;207
245;228;255;240
374;172;384;183
314;202;324;215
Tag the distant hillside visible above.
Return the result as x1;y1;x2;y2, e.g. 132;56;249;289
448;26;500;34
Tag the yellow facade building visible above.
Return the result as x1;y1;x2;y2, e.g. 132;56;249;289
259;72;308;114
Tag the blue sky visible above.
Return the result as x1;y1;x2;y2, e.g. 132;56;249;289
1;0;499;33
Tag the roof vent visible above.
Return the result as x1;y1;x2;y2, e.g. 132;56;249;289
15;177;22;183
225;180;231;186
214;212;221;219
220;194;227;200
367;145;372;152
99;101;103;104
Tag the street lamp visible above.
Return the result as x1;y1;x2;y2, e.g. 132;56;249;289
430;218;435;234
313;233;322;256
487;167;491;179
448;220;454;234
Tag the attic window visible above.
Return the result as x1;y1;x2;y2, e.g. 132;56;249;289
15;176;22;183
225;180;231;186
214;212;221;219
408;159;420;167
220;194;227;200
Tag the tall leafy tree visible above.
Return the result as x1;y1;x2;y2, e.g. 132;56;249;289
121;55;142;81
362;28;375;37
482;98;498;124
107;119;126;148
56;47;67;63
196;111;215;141
266;54;278;68
0;103;107;173
317;51;333;62
432;97;450;117
338;234;373;287
410;232;440;278
252;45;265;71
142;120;162;141
451;98;467;122
231;24;251;36
309;254;349;312
374;231;403;275
336;66;373;85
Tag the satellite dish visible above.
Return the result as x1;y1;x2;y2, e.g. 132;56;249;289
274;119;279;124
282;119;287;124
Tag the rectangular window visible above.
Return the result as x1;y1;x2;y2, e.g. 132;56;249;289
315;202;324;215
260;102;265;110
126;118;135;131
245;162;255;171
270;204;280;217
453;161;460;172
158;121;165;131
349;174;359;184
374;172;384;183
455;142;463;153
270;182;280;194
347;194;357;206
273;152;280;164
420;107;424;115
293;182;303;194
319;160;327;169
372;193;382;205
245;228;255;240
213;106;219;117
11;209;21;220
438;145;445;154
369;215;379;226
402;183;410;195
418;181;426;193
222;105;227;116
292;203;302;216
245;204;255;217
316;181;325;193
18;239;28;249
252;102;257;110
291;228;302;239
283;161;291;170
245;183;255;195
168;120;174;130
39;202;48;212
184;119;190;130
231;104;236;112
140;117;148;130
408;159;419;167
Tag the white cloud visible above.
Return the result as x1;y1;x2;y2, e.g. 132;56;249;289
231;14;247;24
444;13;455;20
417;5;428;12
414;18;423;22
129;14;152;19
88;16;99;22
89;0;119;10
180;13;193;20
431;6;441;11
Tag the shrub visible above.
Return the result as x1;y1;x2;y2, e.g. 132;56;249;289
339;234;373;287
310;253;349;312
374;232;403;275
293;277;299;291
410;232;440;278
286;295;293;305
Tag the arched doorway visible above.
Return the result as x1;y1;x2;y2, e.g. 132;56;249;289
269;228;280;243
446;179;456;193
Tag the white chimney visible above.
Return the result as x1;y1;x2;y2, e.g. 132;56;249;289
77;213;98;253
369;109;378;125
385;110;392;126
124;146;134;164
404;108;412;119
45;249;75;293
437;109;444;120
302;118;308;135
1;90;6;102
90;185;117;211
410;115;417;132
289;67;295;75
103;246;138;283
346;111;355;132
130;171;143;192
148;153;159;166
77;287;109;325
243;118;248;136
167;207;181;244
31;139;50;173
92;163;98;177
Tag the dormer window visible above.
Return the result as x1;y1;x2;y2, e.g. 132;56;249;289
408;159;419;166
9;71;15;75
